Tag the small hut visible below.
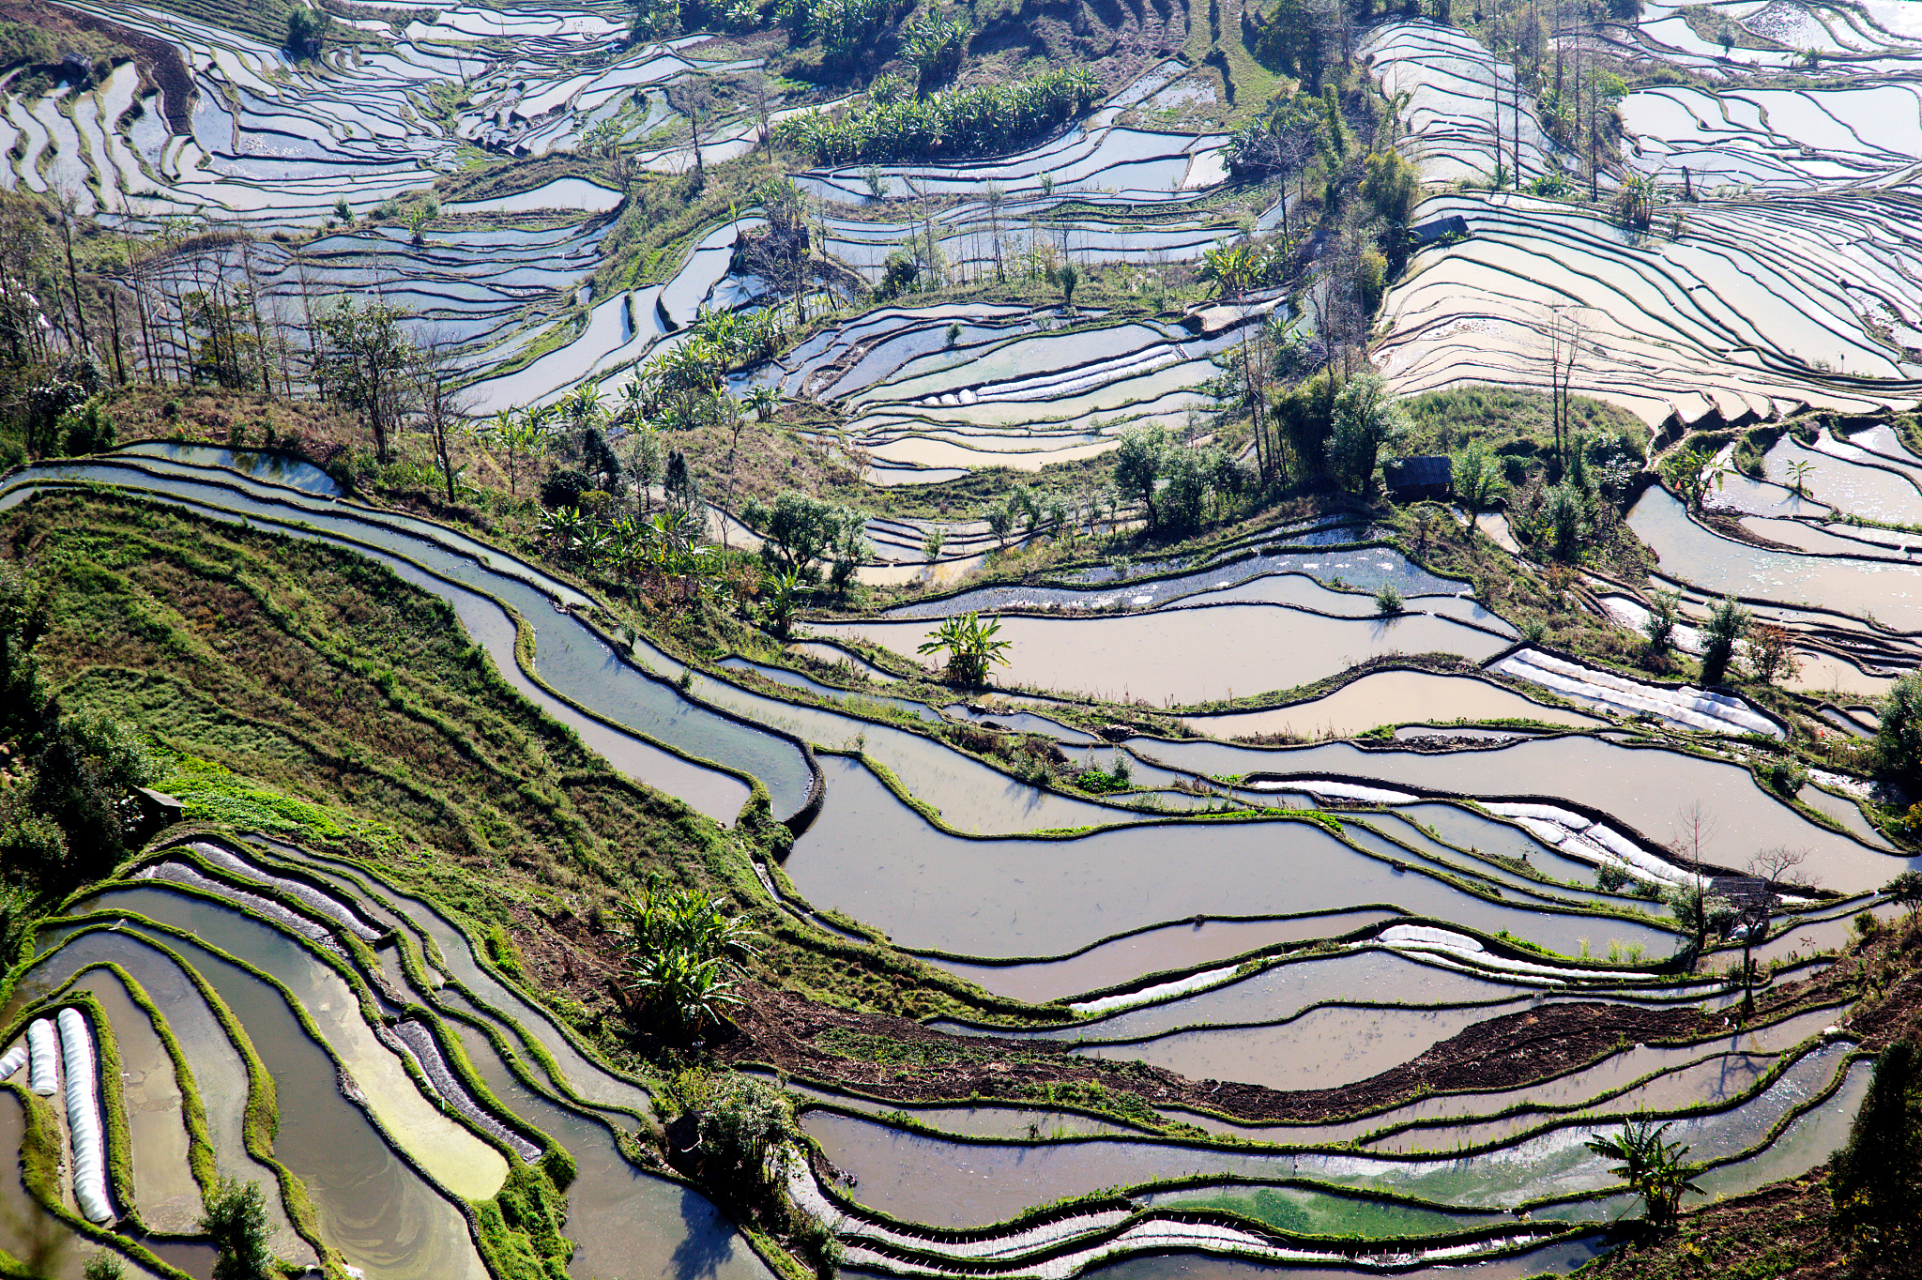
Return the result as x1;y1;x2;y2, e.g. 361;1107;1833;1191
1383;455;1452;503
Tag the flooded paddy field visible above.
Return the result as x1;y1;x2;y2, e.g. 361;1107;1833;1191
11;0;1922;1267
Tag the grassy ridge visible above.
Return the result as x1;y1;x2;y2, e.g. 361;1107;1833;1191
4;488;994;1032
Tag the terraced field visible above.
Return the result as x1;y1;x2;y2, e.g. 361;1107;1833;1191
3;432;1911;1279
11;0;1922;1276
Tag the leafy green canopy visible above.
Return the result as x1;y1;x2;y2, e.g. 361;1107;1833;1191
778;68;1100;164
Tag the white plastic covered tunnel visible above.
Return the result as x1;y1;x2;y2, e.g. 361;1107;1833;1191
0;1042;24;1081
25;1018;58;1096
57;1008;114;1224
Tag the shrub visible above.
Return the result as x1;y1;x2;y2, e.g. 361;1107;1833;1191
1324;372;1409;495
539;467;592;511
1698;594;1750;684
1642;589;1681;653
616;878;759;1037
916;611;1011;687
673;1072;803;1208
1374;583;1404;615
83;1255;125;1280
1883;870;1922;912
1831;1039;1922;1260
1877;669;1922;783
1596;863;1631;893
778;67;1099;163
1540;482;1587;561
57;400;115;455
201;1179;277;1280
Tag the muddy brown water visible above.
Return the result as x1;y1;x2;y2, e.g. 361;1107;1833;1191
936;950;1546;1043
445;1013;775;1280
69;970;202;1235
1183;671;1599;740
1131;736;1917;895
114;925;490;1280
1060;1233;1611;1280
1073;999;1544;1093
1362;1050;1780;1153
810;606;1510;705
1629;485;1922;634
79;888;508;1203
788;758;1674;959
1162;1004;1841;1143
21;928;312;1263
933;912;1400;1003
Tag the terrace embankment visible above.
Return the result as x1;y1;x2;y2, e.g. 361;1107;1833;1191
9;0;195;131
710;957;1875;1125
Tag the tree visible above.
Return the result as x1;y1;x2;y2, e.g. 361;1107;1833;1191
1324;371;1409;494
1746;621;1800;685
413;343;471;506
313;302;414;462
1054;260;1080;312
1584;1115;1703;1225
1642;588;1682;654
1878;669;1922;784
29;709;158;880
1158;445;1236;533
1745;841;1814;1014
1541;482;1587;561
0;559;49;740
202;1179;277;1280
741;492;865;577
1884;870;1922;913
663;451;706;532
917;612;1011;687
620;426;666;514
1361;149;1419;225
1451;439;1506;519
670;78;717;181
1113;426;1168;527
1666;877;1737;961
1831;1040;1922;1261
286;5;330;56
1699;594;1750;684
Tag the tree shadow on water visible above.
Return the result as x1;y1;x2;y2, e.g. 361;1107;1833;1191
669;1185;746;1280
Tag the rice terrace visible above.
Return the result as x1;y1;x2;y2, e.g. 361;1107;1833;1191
9;0;1922;1273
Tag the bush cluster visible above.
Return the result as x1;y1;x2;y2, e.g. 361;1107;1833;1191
778;68;1100;164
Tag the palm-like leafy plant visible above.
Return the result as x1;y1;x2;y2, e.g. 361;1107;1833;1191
761;569;804;638
616;877;760;1037
1585;1116;1704;1225
916;611;1012;686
